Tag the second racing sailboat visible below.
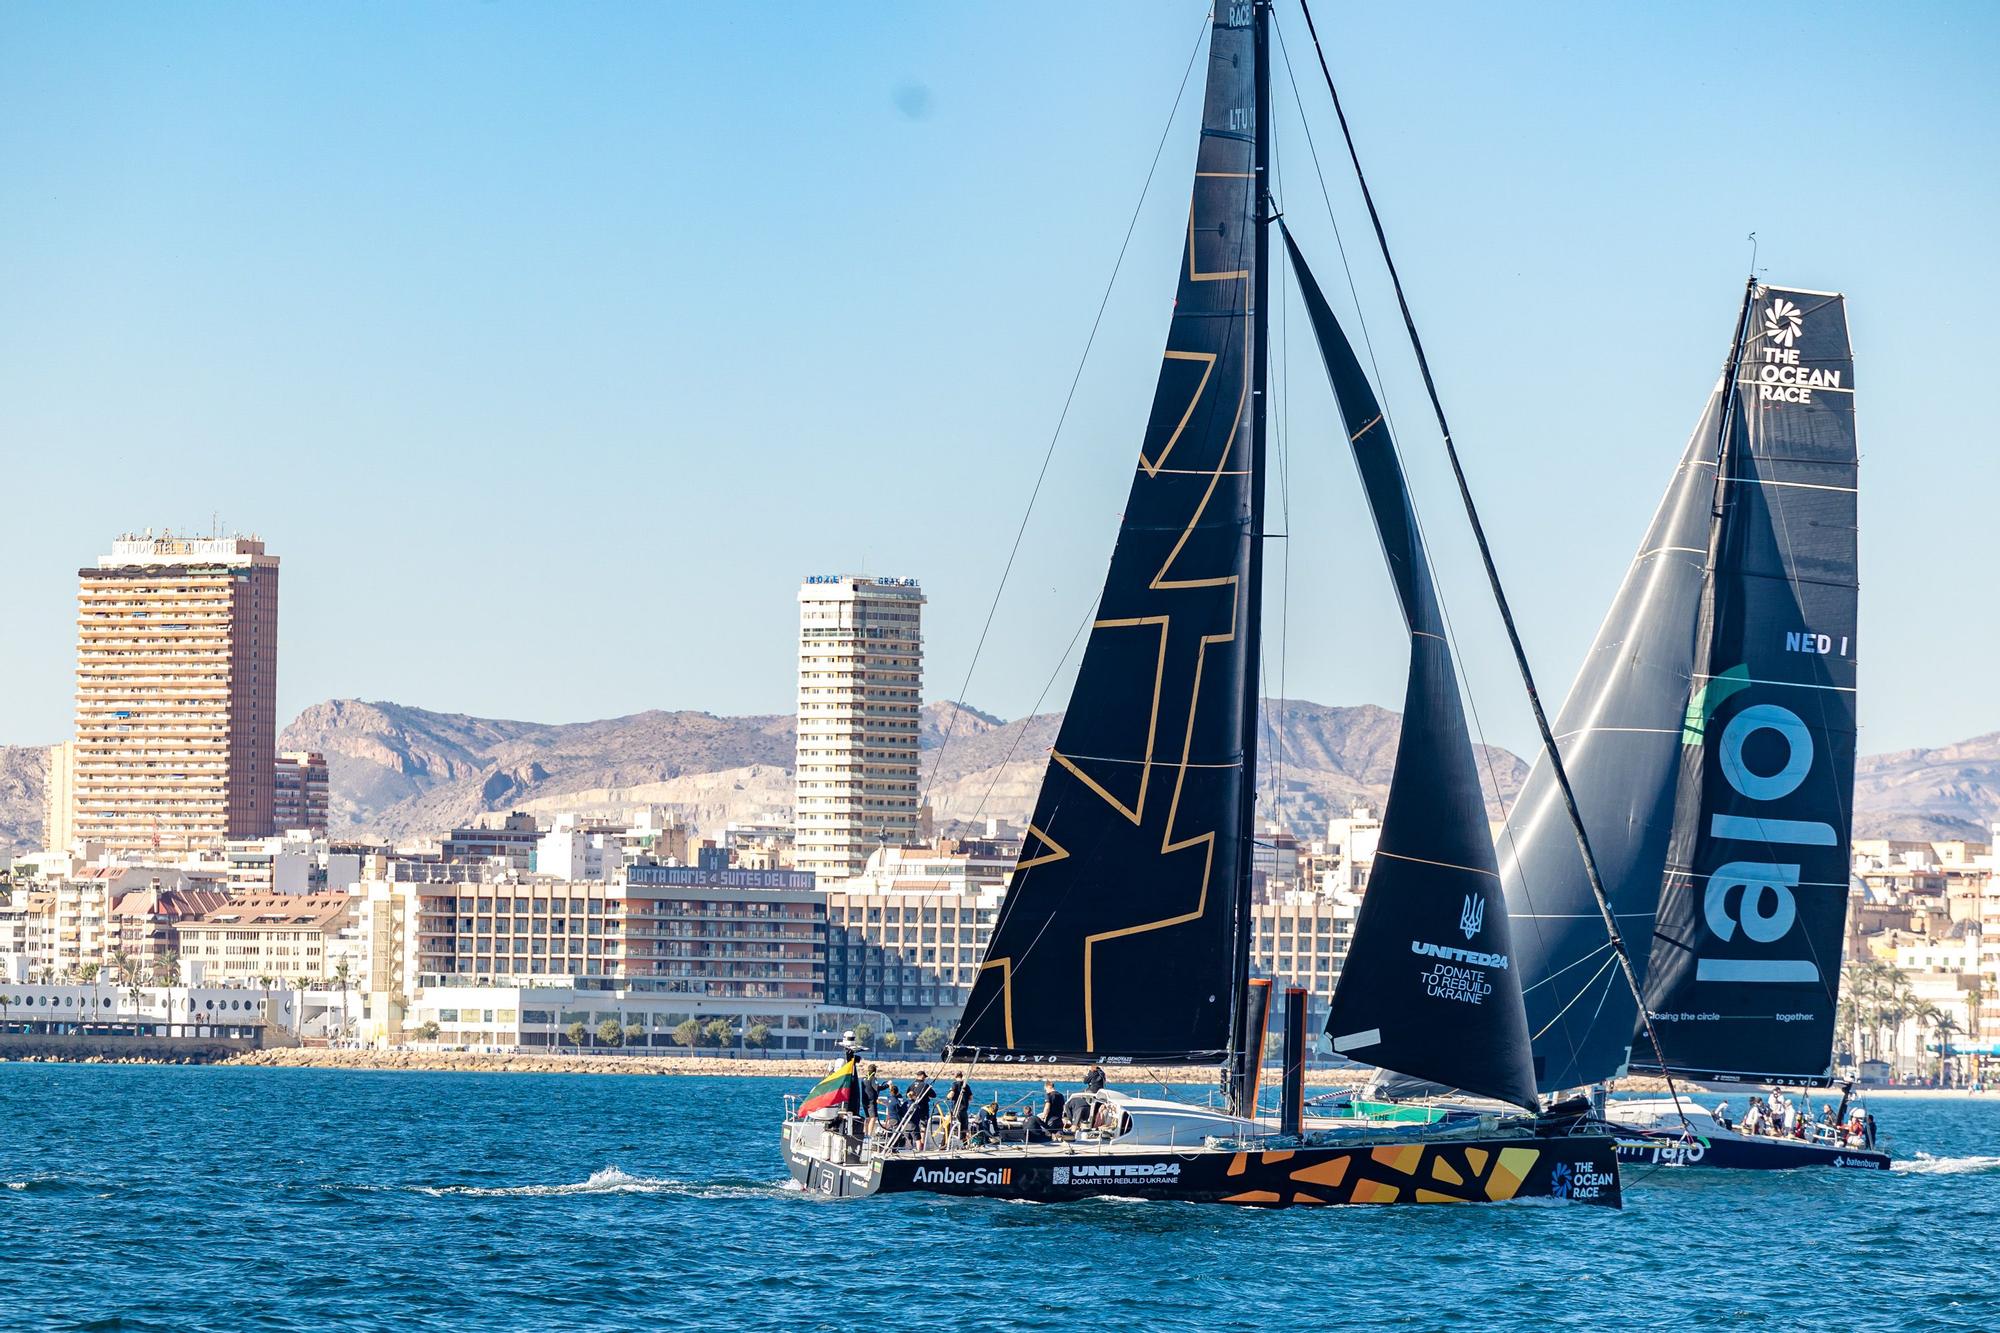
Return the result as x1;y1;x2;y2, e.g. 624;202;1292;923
1501;278;1885;1170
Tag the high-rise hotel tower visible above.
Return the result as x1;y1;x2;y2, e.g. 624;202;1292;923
68;532;280;854
795;574;924;879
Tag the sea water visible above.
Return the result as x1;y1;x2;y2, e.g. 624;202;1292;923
2;1063;1996;1331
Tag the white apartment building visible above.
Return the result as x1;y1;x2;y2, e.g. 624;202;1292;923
536;815;624;881
69;532;281;854
794;574;925;879
1321;807;1383;895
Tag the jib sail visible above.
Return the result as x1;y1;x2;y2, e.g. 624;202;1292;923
1286;226;1538;1114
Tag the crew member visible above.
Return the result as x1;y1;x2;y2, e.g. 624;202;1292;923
1084;1064;1106;1095
946;1073;972;1146
909;1072;937;1148
1029;1079;1066;1141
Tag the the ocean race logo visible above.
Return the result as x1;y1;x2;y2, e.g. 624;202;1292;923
1458;894;1485;940
1751;292;1840;403
1562;1160;1616;1201
1764;297;1803;347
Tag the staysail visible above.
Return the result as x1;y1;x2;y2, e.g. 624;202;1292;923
1633;287;1858;1085
950;6;1261;1064
1285;227;1539;1113
1501;387;1724;1092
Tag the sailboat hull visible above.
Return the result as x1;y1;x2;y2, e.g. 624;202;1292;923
1614;1130;1888;1172
783;1123;1623;1207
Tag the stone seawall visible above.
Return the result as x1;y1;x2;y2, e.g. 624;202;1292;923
220;1047;1226;1082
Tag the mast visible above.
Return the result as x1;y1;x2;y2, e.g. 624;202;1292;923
1228;0;1273;1121
949;5;1262;1068
1701;276;1759;606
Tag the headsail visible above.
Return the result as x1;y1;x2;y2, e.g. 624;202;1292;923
1501;390;1723;1092
949;6;1261;1065
1285;227;1538;1113
1633;287;1858;1085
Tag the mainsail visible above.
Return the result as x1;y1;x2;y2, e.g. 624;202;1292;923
1285;228;1539;1113
1633;287;1859;1085
950;6;1262;1064
1502;389;1724;1092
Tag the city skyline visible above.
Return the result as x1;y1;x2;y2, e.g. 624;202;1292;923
3;2;1996;760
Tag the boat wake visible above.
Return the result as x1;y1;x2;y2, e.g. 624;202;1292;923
416;1166;781;1200
1890;1153;2000;1176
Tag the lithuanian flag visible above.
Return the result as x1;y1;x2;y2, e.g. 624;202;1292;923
797;1057;859;1118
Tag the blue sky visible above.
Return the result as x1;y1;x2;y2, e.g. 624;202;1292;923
2;1;1994;760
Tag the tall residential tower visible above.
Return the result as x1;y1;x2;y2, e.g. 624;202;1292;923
69;532;280;854
794;575;924;879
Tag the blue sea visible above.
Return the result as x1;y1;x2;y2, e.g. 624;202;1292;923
2;1063;1995;1331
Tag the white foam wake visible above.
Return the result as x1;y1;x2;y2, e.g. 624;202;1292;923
1891;1152;2000;1176
418;1166;783;1200
420;1166;679;1198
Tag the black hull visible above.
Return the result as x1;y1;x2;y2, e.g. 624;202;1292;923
784;1126;1622;1208
1615;1128;1889;1172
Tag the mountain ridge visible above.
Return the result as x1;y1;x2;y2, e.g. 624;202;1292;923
2;701;1995;851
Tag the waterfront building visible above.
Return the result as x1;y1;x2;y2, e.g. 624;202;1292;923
1249;889;1362;1033
402;979;880;1056
176;892;355;983
0;980;296;1037
404;862;824;1001
794;574;925;879
821;841;1010;1027
68;532;280;854
272;751;330;834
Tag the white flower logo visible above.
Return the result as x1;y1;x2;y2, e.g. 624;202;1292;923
1764;297;1803;348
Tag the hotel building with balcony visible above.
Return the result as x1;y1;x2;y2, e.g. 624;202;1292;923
794;574;925;879
68;532;279;854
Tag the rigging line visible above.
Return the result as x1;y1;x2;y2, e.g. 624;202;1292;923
1293;0;1681;1116
919;12;1209;816
1272;14;1589;1083
964;590;1101;831
1273;113;1293;832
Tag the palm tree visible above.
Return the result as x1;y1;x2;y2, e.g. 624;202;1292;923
332;960;354;1042
78;963;100;1035
1933;1010;1963;1088
153;951;181;1037
0;993;14;1033
108;949;137;1031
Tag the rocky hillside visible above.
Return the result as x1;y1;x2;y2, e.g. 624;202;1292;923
0;744;50;852
272;696;1522;843
277;699;795;840
6;700;1996;850
1853;733;2000;842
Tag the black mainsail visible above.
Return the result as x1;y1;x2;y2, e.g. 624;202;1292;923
1633;286;1859;1085
950;5;1263;1066
1504;284;1859;1091
1285;228;1539;1113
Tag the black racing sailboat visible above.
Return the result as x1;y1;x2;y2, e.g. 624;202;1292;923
781;0;1621;1208
1501;279;1884;1170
